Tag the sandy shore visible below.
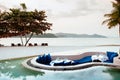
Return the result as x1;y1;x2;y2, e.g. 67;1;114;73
0;46;120;60
0;46;86;60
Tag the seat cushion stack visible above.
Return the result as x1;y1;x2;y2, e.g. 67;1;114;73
36;54;51;65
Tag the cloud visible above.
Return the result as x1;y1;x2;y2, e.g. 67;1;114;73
0;4;8;11
0;0;112;18
48;0;112;18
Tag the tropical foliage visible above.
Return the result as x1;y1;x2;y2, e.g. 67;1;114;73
102;0;120;37
0;3;52;46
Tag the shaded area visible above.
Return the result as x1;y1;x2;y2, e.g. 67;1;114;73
104;68;120;80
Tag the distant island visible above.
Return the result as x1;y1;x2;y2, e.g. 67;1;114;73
32;33;107;38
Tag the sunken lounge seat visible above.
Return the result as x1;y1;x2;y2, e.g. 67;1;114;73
22;51;120;71
36;51;118;66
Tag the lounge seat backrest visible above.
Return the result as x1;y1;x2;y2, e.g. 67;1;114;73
36;54;51;64
107;51;118;62
51;52;105;60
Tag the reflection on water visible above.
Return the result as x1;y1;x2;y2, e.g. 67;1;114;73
0;58;120;80
0;58;45;79
104;68;120;80
41;67;112;80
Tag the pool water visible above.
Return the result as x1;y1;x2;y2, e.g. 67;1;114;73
0;58;120;80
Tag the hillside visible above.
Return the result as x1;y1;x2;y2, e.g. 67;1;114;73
32;33;107;38
55;33;107;38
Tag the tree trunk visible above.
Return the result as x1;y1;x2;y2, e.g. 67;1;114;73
24;33;33;46
119;24;120;37
20;35;24;46
25;34;28;43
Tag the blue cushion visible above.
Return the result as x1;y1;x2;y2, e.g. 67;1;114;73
110;53;118;62
46;54;52;64
36;54;52;64
107;51;113;60
63;60;72;66
71;61;79;65
104;60;112;63
107;51;118;62
38;54;46;64
36;55;42;63
73;56;92;64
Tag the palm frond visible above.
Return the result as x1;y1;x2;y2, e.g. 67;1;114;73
102;18;112;25
104;10;119;19
103;1;120;37
112;2;118;8
20;3;27;10
107;20;118;29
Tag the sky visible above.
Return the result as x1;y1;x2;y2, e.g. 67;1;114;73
0;0;118;37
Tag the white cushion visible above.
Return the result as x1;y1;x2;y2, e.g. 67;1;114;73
91;54;108;62
98;54;108;62
91;55;98;61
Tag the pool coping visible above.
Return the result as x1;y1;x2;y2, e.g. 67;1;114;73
22;58;120;71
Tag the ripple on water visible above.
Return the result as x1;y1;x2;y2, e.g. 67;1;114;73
8;66;16;69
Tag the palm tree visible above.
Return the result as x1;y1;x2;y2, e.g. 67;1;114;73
115;0;120;3
102;1;120;37
20;3;27;11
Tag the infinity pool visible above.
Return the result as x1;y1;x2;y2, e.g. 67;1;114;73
0;58;120;80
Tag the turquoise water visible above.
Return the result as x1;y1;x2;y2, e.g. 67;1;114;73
0;58;120;80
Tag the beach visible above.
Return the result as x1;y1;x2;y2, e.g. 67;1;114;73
0;46;87;60
0;38;120;60
0;45;119;60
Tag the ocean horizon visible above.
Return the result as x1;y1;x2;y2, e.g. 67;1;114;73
0;38;120;46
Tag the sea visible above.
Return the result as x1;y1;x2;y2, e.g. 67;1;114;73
0;38;120;46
